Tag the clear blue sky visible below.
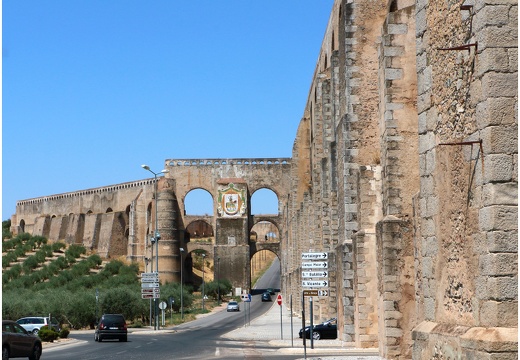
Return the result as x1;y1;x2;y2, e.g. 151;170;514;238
2;1;334;220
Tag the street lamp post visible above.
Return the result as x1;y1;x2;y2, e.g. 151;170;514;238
217;257;221;306
202;253;206;311
141;164;169;331
180;247;184;321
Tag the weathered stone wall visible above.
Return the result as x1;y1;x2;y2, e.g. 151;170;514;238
412;0;518;356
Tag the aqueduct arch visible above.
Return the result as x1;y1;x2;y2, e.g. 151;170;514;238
11;158;290;295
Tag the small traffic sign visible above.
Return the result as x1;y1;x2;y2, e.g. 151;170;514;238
159;301;167;310
141;272;159;278
318;290;329;296
301;252;328;260
302;271;328;278
276;294;282;305
141;288;160;293
303;290;319;297
301;261;328;269
141;282;160;288
302;280;328;287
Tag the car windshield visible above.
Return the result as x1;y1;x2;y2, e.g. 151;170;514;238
229;302;237;305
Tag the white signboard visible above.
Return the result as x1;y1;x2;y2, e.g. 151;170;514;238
302;280;329;287
141;282;160;288
301;261;328;269
301;252;328;260
302;271;328;278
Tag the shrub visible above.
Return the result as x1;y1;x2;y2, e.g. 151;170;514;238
59;327;70;339
38;326;59;342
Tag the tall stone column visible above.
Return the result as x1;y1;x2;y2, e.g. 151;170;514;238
157;178;180;283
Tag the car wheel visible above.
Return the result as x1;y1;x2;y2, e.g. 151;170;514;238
94;333;98;342
28;343;42;360
2;346;9;360
98;335;103;342
312;331;321;340
32;328;39;336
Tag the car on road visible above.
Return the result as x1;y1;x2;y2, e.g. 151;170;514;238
261;292;272;302
16;317;60;335
299;318;337;340
266;288;275;295
2;320;42;360
226;301;240;312
94;314;127;342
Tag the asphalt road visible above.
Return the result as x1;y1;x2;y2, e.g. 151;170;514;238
43;259;305;360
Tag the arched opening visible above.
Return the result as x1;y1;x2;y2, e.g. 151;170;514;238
250;249;280;295
19;219;25;233
250;221;279;242
250;188;278;215
186;220;214;244
184;189;213;216
106;208;113;213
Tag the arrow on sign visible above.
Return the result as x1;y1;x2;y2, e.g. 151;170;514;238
318;290;329;296
302;280;328;287
301;252;328;260
302;262;328;269
302;271;328;278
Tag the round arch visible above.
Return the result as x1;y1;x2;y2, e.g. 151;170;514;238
183;188;214;216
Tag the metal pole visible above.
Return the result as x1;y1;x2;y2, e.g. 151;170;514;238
154;173;158;331
310;297;314;349
150;238;154;327
280;300;283;340
302;292;306;359
180;248;184;320
290;294;293;347
202;254;206;311
217;257;220;306
95;289;99;326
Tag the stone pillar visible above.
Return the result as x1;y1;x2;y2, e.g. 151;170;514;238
157;178;179;284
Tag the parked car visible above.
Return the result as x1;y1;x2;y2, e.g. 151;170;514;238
16;317;60;335
2;320;42;360
299;318;337;340
94;314;127;342
261;292;272;302
226;301;240;312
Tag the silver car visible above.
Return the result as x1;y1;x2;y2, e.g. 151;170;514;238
226;301;240;312
16;317;60;335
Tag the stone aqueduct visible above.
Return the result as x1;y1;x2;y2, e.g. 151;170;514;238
12;158;291;293
10;0;518;358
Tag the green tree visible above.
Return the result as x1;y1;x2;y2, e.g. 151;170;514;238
160;282;194;312
2;219;12;240
204;279;232;300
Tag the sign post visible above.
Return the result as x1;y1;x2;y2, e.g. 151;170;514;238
276;294;283;340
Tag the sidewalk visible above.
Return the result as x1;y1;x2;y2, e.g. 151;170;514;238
223;302;381;359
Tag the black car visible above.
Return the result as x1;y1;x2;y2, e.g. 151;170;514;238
261;292;272;302
94;314;127;342
2;320;42;360
266;288;275;295
299;318;337;340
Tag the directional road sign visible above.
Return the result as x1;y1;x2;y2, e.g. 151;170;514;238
302;280;328;287
318;290;329;296
141;288;160;294
302;271;328;278
301;252;328;260
141;282;160;288
141;272;159;278
301;261;328;269
303;290;319;297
